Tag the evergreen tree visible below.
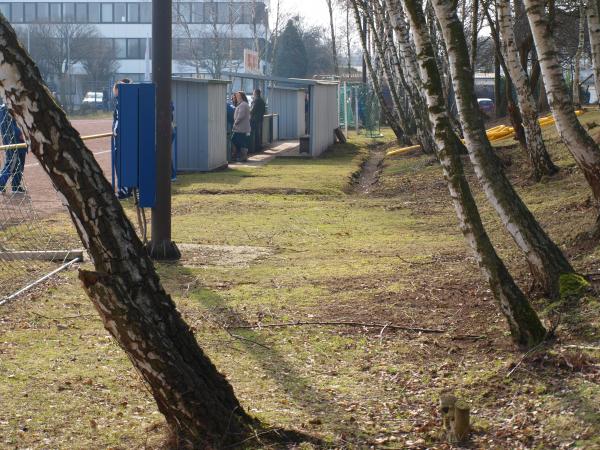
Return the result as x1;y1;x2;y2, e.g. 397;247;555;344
273;19;308;78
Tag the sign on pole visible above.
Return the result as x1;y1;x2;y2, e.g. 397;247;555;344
244;49;260;74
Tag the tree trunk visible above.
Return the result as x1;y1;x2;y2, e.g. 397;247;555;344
494;52;505;117
587;0;600;107
364;0;414;141
398;0;547;349
431;0;575;299
525;0;600;203
385;0;437;154
347;1;352;76
496;0;558;180
470;0;480;70
326;0;340;76
0;17;256;448
573;2;585;109
350;0;406;142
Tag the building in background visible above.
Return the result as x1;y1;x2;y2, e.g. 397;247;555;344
0;1;269;109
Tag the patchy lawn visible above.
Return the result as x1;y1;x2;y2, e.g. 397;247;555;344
0;121;599;449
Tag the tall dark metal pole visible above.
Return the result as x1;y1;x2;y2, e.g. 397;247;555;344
149;0;180;260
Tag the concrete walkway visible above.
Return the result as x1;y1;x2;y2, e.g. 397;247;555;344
229;140;302;168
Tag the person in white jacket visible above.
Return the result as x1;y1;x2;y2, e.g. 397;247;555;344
231;91;251;162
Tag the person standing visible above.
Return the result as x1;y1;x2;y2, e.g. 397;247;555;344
0;104;27;194
250;89;267;152
232;91;251;162
112;78;132;199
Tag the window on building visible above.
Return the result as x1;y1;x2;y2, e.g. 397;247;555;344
114;38;126;58
101;3;113;22
75;3;87;23
255;3;266;24
11;2;23;22
140;2;151;22
216;3;229;24
24;2;35;21
88;3;100;22
63;2;74;21
140;37;147;58
204;2;216;23
49;2;61;22
191;2;203;23
127;3;139;22
36;3;49;22
0;3;10;19
127;38;140;58
175;2;191;23
114;3;126;22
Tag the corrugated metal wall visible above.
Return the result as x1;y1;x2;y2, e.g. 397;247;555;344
269;87;305;139
172;78;228;172
310;83;339;157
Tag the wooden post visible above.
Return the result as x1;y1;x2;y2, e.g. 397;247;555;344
439;393;470;443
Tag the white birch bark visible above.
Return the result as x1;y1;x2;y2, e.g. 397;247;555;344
431;0;573;298
496;0;558;179
525;0;600;203
587;0;600;106
349;0;407;142
574;2;585;109
385;0;438;154
399;0;546;348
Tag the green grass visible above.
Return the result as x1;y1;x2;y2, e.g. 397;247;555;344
1;124;599;448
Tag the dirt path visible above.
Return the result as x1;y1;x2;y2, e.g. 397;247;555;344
354;144;387;194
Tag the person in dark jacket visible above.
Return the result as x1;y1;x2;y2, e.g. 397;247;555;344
250;89;266;152
0;104;27;194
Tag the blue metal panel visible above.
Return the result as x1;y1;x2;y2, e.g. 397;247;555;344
138;83;156;208
118;84;139;188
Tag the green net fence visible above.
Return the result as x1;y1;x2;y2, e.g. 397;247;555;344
338;83;382;137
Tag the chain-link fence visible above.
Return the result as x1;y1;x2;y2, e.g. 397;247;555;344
0;102;81;305
338;82;382;137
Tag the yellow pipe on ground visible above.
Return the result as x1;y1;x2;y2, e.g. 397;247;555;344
386;110;588;157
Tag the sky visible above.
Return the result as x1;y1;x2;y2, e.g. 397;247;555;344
273;0;332;29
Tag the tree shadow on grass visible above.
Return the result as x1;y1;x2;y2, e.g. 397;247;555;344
163;264;368;449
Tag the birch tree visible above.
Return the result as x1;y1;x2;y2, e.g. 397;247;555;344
362;0;415;140
379;0;437;154
496;0;558;180
350;0;407;142
525;0;600;205
325;0;340;75
430;0;575;298
587;0;600;106
573;2;586;109
0;16;258;448
396;0;547;348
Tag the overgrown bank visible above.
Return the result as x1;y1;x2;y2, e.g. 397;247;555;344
0;128;598;448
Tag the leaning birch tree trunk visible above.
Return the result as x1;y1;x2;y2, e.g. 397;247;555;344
573;2;585;109
366;0;421;143
365;0;414;139
496;0;558;180
0;16;257;448
350;0;407;142
398;0;546;348
385;0;438;154
470;0;480;70
525;0;600;204
326;0;340;76
588;0;600;107
431;0;575;299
